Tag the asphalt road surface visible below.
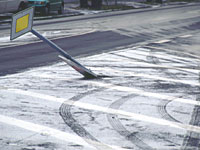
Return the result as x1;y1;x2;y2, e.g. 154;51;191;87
0;3;200;76
0;3;200;150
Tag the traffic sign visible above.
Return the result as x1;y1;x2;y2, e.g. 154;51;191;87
31;29;98;79
10;7;99;79
10;7;34;40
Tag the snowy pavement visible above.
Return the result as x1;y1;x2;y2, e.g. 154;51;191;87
0;32;200;149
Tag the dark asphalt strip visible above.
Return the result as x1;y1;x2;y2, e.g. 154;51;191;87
0;31;133;76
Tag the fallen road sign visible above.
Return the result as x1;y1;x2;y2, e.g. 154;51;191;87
10;8;98;79
10;7;98;79
58;55;98;79
31;29;98;79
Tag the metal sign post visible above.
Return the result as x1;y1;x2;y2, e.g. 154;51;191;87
10;7;98;79
31;29;98;79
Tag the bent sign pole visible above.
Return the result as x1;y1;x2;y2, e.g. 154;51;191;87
10;7;98;79
31;29;98;79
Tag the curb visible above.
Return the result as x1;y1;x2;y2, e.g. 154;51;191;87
0;2;198;25
0;12;84;24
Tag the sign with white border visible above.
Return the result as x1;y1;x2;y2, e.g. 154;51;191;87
11;7;34;40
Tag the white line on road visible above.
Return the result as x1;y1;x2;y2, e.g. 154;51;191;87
27;66;200;87
127;48;200;63
0;114;129;150
0;115;95;149
109;53;200;74
179;34;193;38
3;89;200;134
144;46;200;60
90;81;200;106
154;39;171;44
93;67;199;86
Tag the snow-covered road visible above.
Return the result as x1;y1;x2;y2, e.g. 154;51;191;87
0;32;200;149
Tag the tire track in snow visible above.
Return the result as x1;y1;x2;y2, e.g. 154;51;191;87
147;46;200;148
146;47;199;125
146;54;181;123
59;87;115;150
107;94;155;150
109;49;182;123
109;52;199;74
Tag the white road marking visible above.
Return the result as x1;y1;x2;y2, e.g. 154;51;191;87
27;66;200;87
127;48;200;63
179;34;193;38
0;114;128;150
144;45;200;60
93;67;199;86
109;53;200;74
89;81;200;106
0;115;95;149
154;39;171;44
3;89;200;134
